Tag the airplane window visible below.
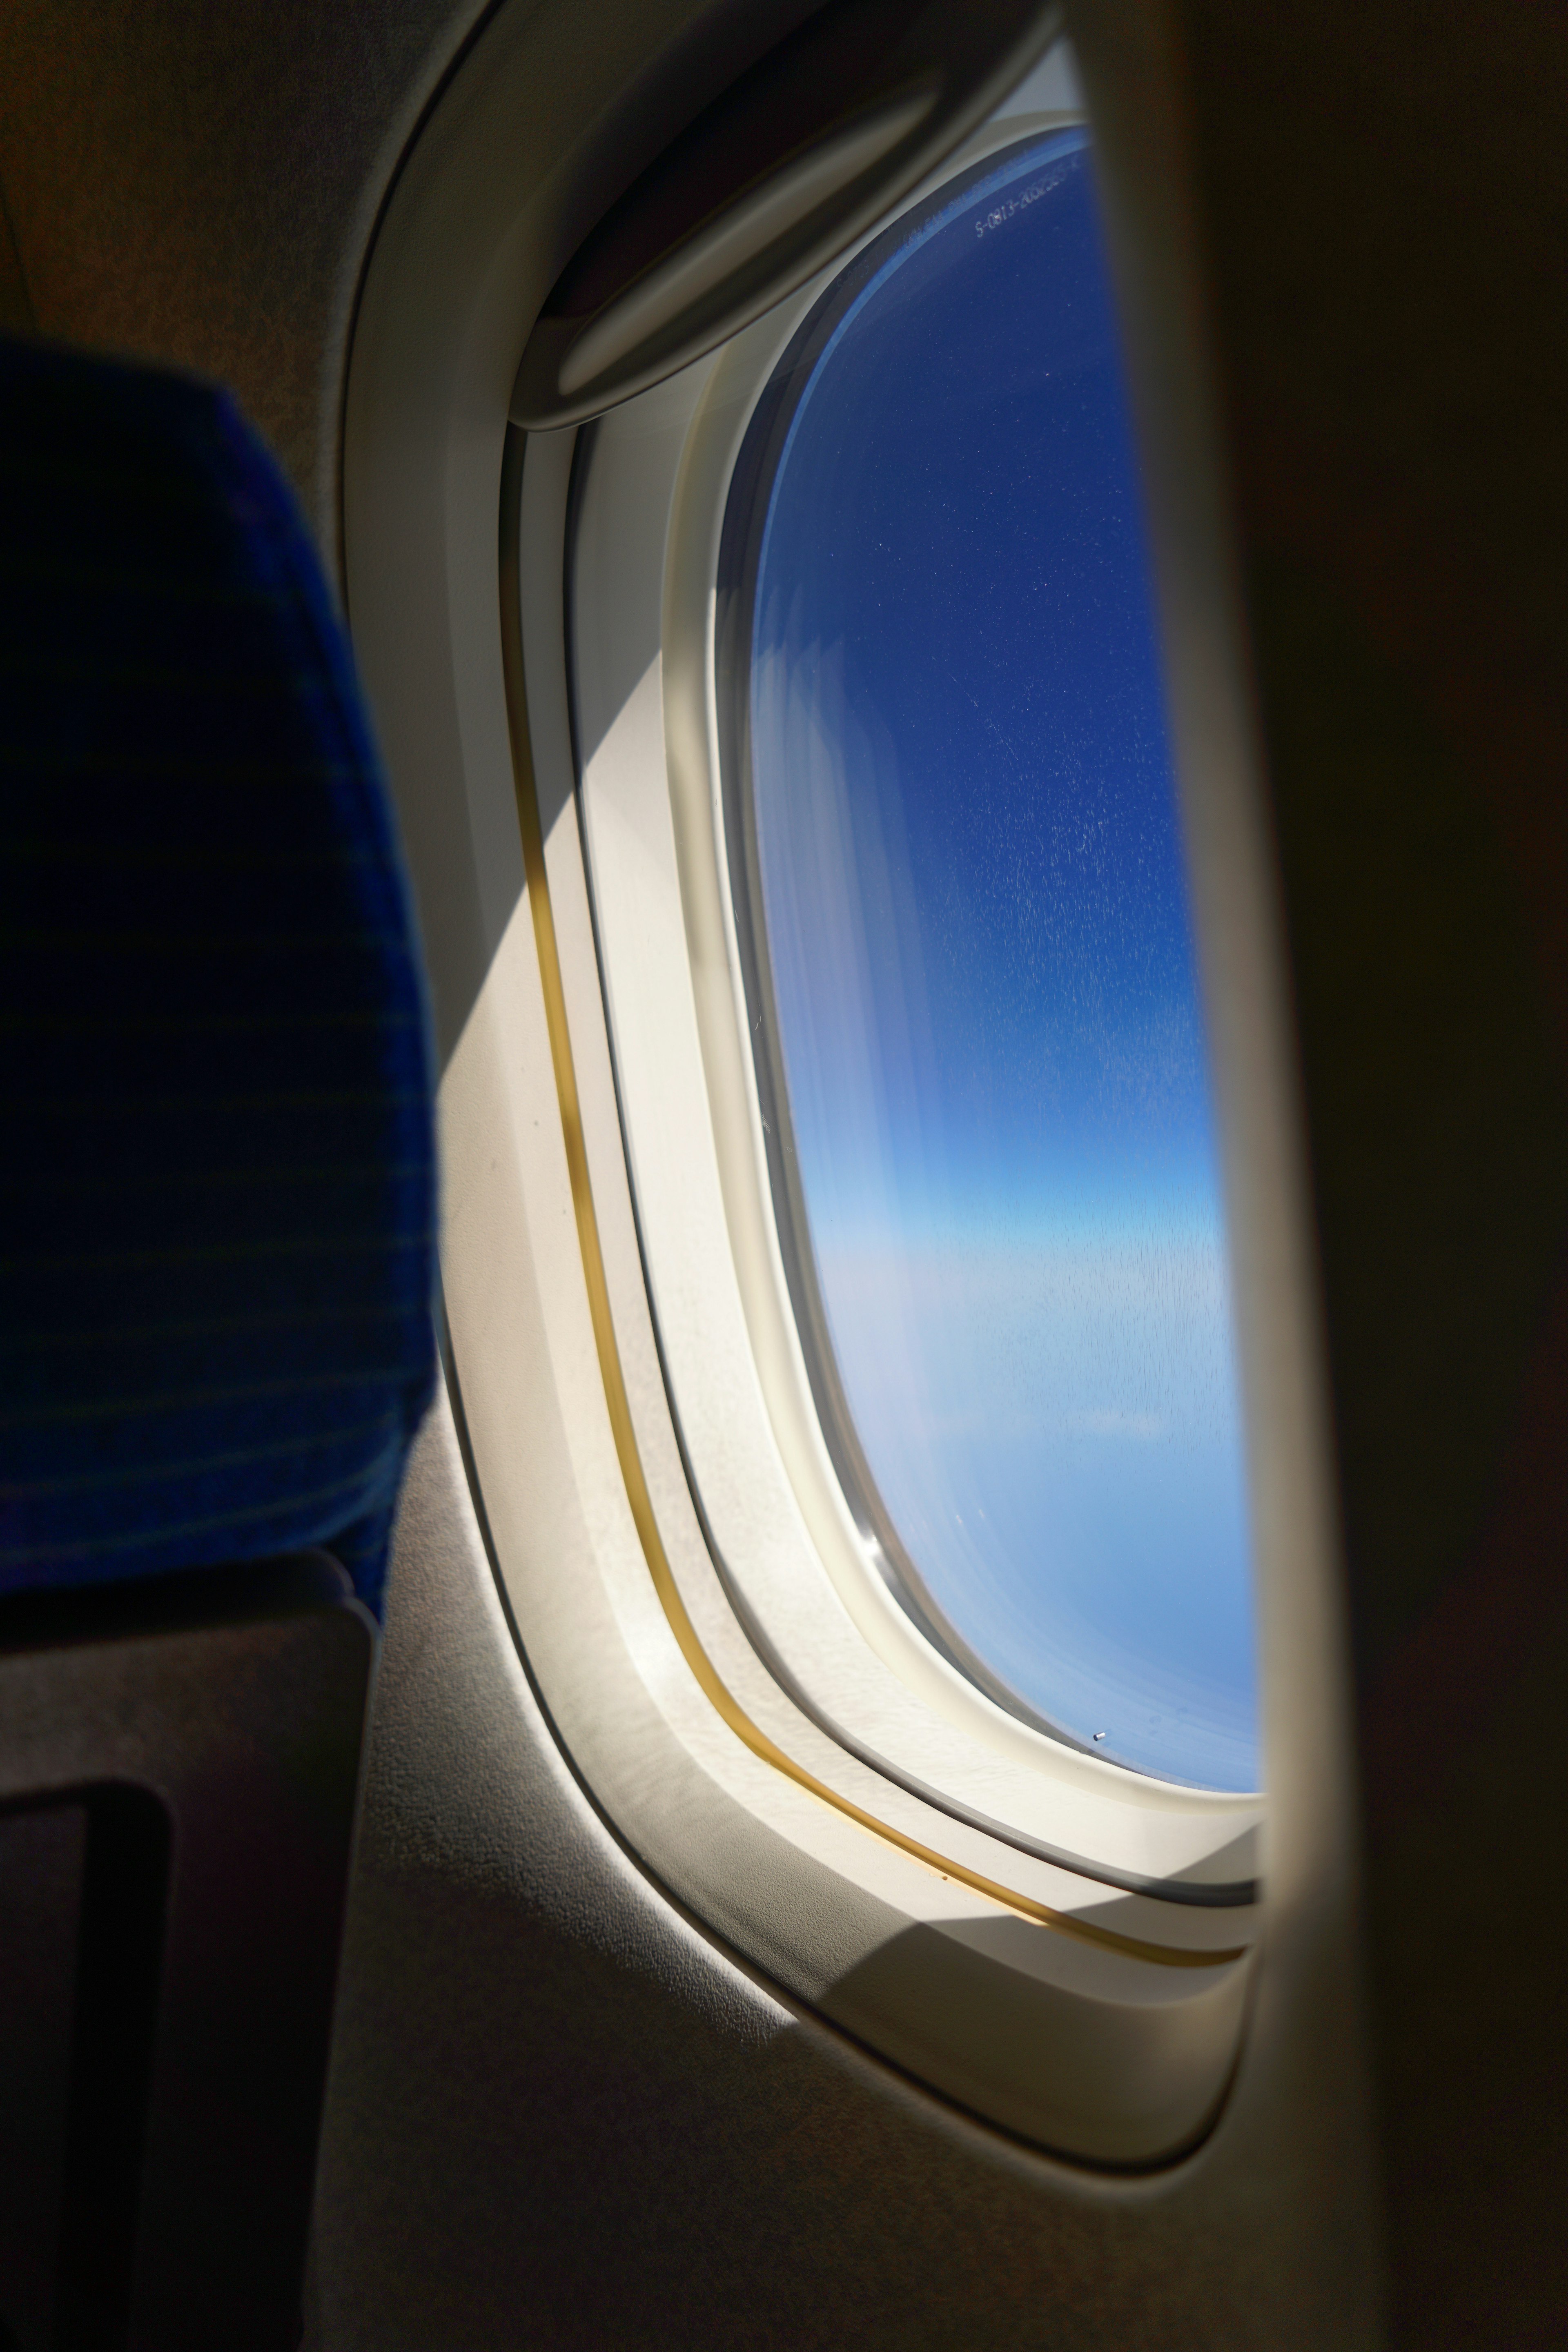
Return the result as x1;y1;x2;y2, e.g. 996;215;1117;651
720;129;1259;1793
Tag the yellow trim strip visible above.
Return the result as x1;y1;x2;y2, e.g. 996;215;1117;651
497;433;1244;1973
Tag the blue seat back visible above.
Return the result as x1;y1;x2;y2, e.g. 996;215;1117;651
0;336;436;1613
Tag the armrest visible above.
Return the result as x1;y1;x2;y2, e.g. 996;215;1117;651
0;1554;374;2352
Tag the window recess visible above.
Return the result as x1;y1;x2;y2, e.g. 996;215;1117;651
488;47;1268;2163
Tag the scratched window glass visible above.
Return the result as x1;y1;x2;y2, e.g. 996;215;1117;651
726;131;1259;1790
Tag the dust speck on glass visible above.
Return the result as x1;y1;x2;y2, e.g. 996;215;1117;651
721;127;1260;1792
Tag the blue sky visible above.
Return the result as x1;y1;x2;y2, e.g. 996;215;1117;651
747;133;1259;1790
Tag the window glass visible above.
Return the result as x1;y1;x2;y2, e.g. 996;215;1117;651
722;131;1258;1791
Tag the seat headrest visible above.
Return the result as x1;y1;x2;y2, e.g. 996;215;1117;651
0;337;437;1614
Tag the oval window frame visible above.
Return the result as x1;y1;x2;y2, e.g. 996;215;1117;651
497;87;1262;2160
342;5;1358;2180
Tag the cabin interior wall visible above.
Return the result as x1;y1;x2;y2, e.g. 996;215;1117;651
1166;3;1568;2343
0;0;493;548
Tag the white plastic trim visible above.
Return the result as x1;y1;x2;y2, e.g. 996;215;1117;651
342;3;1366;2171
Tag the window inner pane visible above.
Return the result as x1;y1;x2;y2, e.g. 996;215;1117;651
730;131;1259;1791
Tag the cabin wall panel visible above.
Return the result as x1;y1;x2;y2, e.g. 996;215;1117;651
1168;2;1568;2341
0;0;492;554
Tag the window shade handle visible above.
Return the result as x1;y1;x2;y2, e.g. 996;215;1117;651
511;0;1063;431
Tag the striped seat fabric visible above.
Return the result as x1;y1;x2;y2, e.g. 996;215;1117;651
0;336;436;1613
